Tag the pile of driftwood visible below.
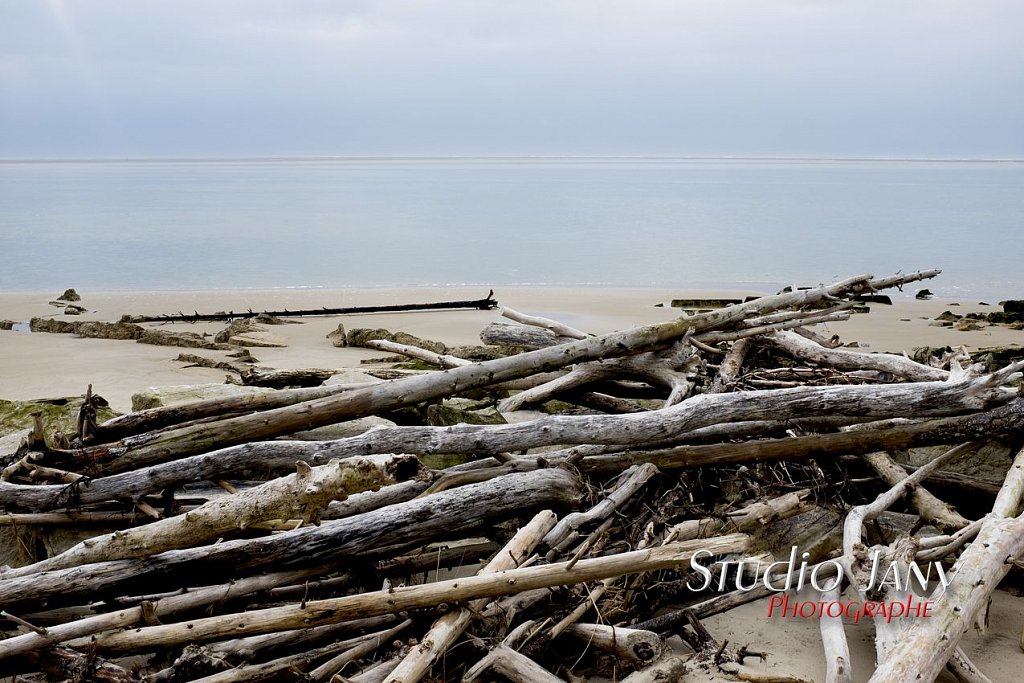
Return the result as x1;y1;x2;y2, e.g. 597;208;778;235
1;269;1023;683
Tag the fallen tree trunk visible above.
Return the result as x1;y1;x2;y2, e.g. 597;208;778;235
125;292;500;323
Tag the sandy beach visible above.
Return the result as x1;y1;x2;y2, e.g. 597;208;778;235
1;285;1021;412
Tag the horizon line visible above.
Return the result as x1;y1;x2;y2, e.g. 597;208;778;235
2;154;1023;165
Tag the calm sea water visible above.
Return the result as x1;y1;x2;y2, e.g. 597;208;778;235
1;158;1021;300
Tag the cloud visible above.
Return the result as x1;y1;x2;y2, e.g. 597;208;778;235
2;0;1022;156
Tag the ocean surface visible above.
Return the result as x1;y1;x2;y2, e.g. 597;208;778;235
1;158;1021;300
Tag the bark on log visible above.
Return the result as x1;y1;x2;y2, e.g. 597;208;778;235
239;367;337;388
72;534;749;653
480;322;569;349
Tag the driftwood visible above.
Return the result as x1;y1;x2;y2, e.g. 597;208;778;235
125;291;499;323
7;268;1024;681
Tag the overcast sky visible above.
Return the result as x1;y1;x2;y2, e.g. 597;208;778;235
2;1;1022;158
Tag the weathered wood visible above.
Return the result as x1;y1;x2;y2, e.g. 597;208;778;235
0;470;583;610
500;307;588;340
464;644;566;683
384;510;557;683
561;623;663;664
125;292;499;323
862;450;971;531
762;329;948;382
819;583;852;683
239;367;337;388
869;446;1024;681
54;272;946;473
0;568;321;661
74;534;748;652
543;464;659;554
20;391;1014;516
618;656;689;683
96;381;378;441
21;646;141;682
5;454;420;577
665;489;813;542
480;321;569;349
189;620;412;683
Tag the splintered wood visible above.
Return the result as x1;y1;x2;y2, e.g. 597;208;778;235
1;269;1023;682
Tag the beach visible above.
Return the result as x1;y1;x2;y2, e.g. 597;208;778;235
1;284;1023;682
0;285;1020;412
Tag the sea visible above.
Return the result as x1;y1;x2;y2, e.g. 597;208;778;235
1;157;1021;301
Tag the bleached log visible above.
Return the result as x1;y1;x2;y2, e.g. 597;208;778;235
762;330;948;382
203;615;398;662
464;644;566;683
498;363;611;412
868;515;1024;682
62;272;942;472
707;337;753;393
618;656;689;683
480;321;571;349
561;623;663;664
73;534;749;652
819;584;852;683
28;380;1002;510
363;339;472;368
575;398;1024;472
350;656;402;683
385;510;557;682
869;446;1024;682
500;307;588;339
5;454;420;578
189;619;411;683
0;469;583;611
542;463;659;553
666;489;813;542
96;380;379;441
697;309;852;344
862;450;971;531
0;442;430;514
0;567;320;661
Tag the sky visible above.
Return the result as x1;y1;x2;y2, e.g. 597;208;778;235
1;0;1022;159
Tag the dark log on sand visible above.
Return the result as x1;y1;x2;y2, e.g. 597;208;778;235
124;291;499;323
